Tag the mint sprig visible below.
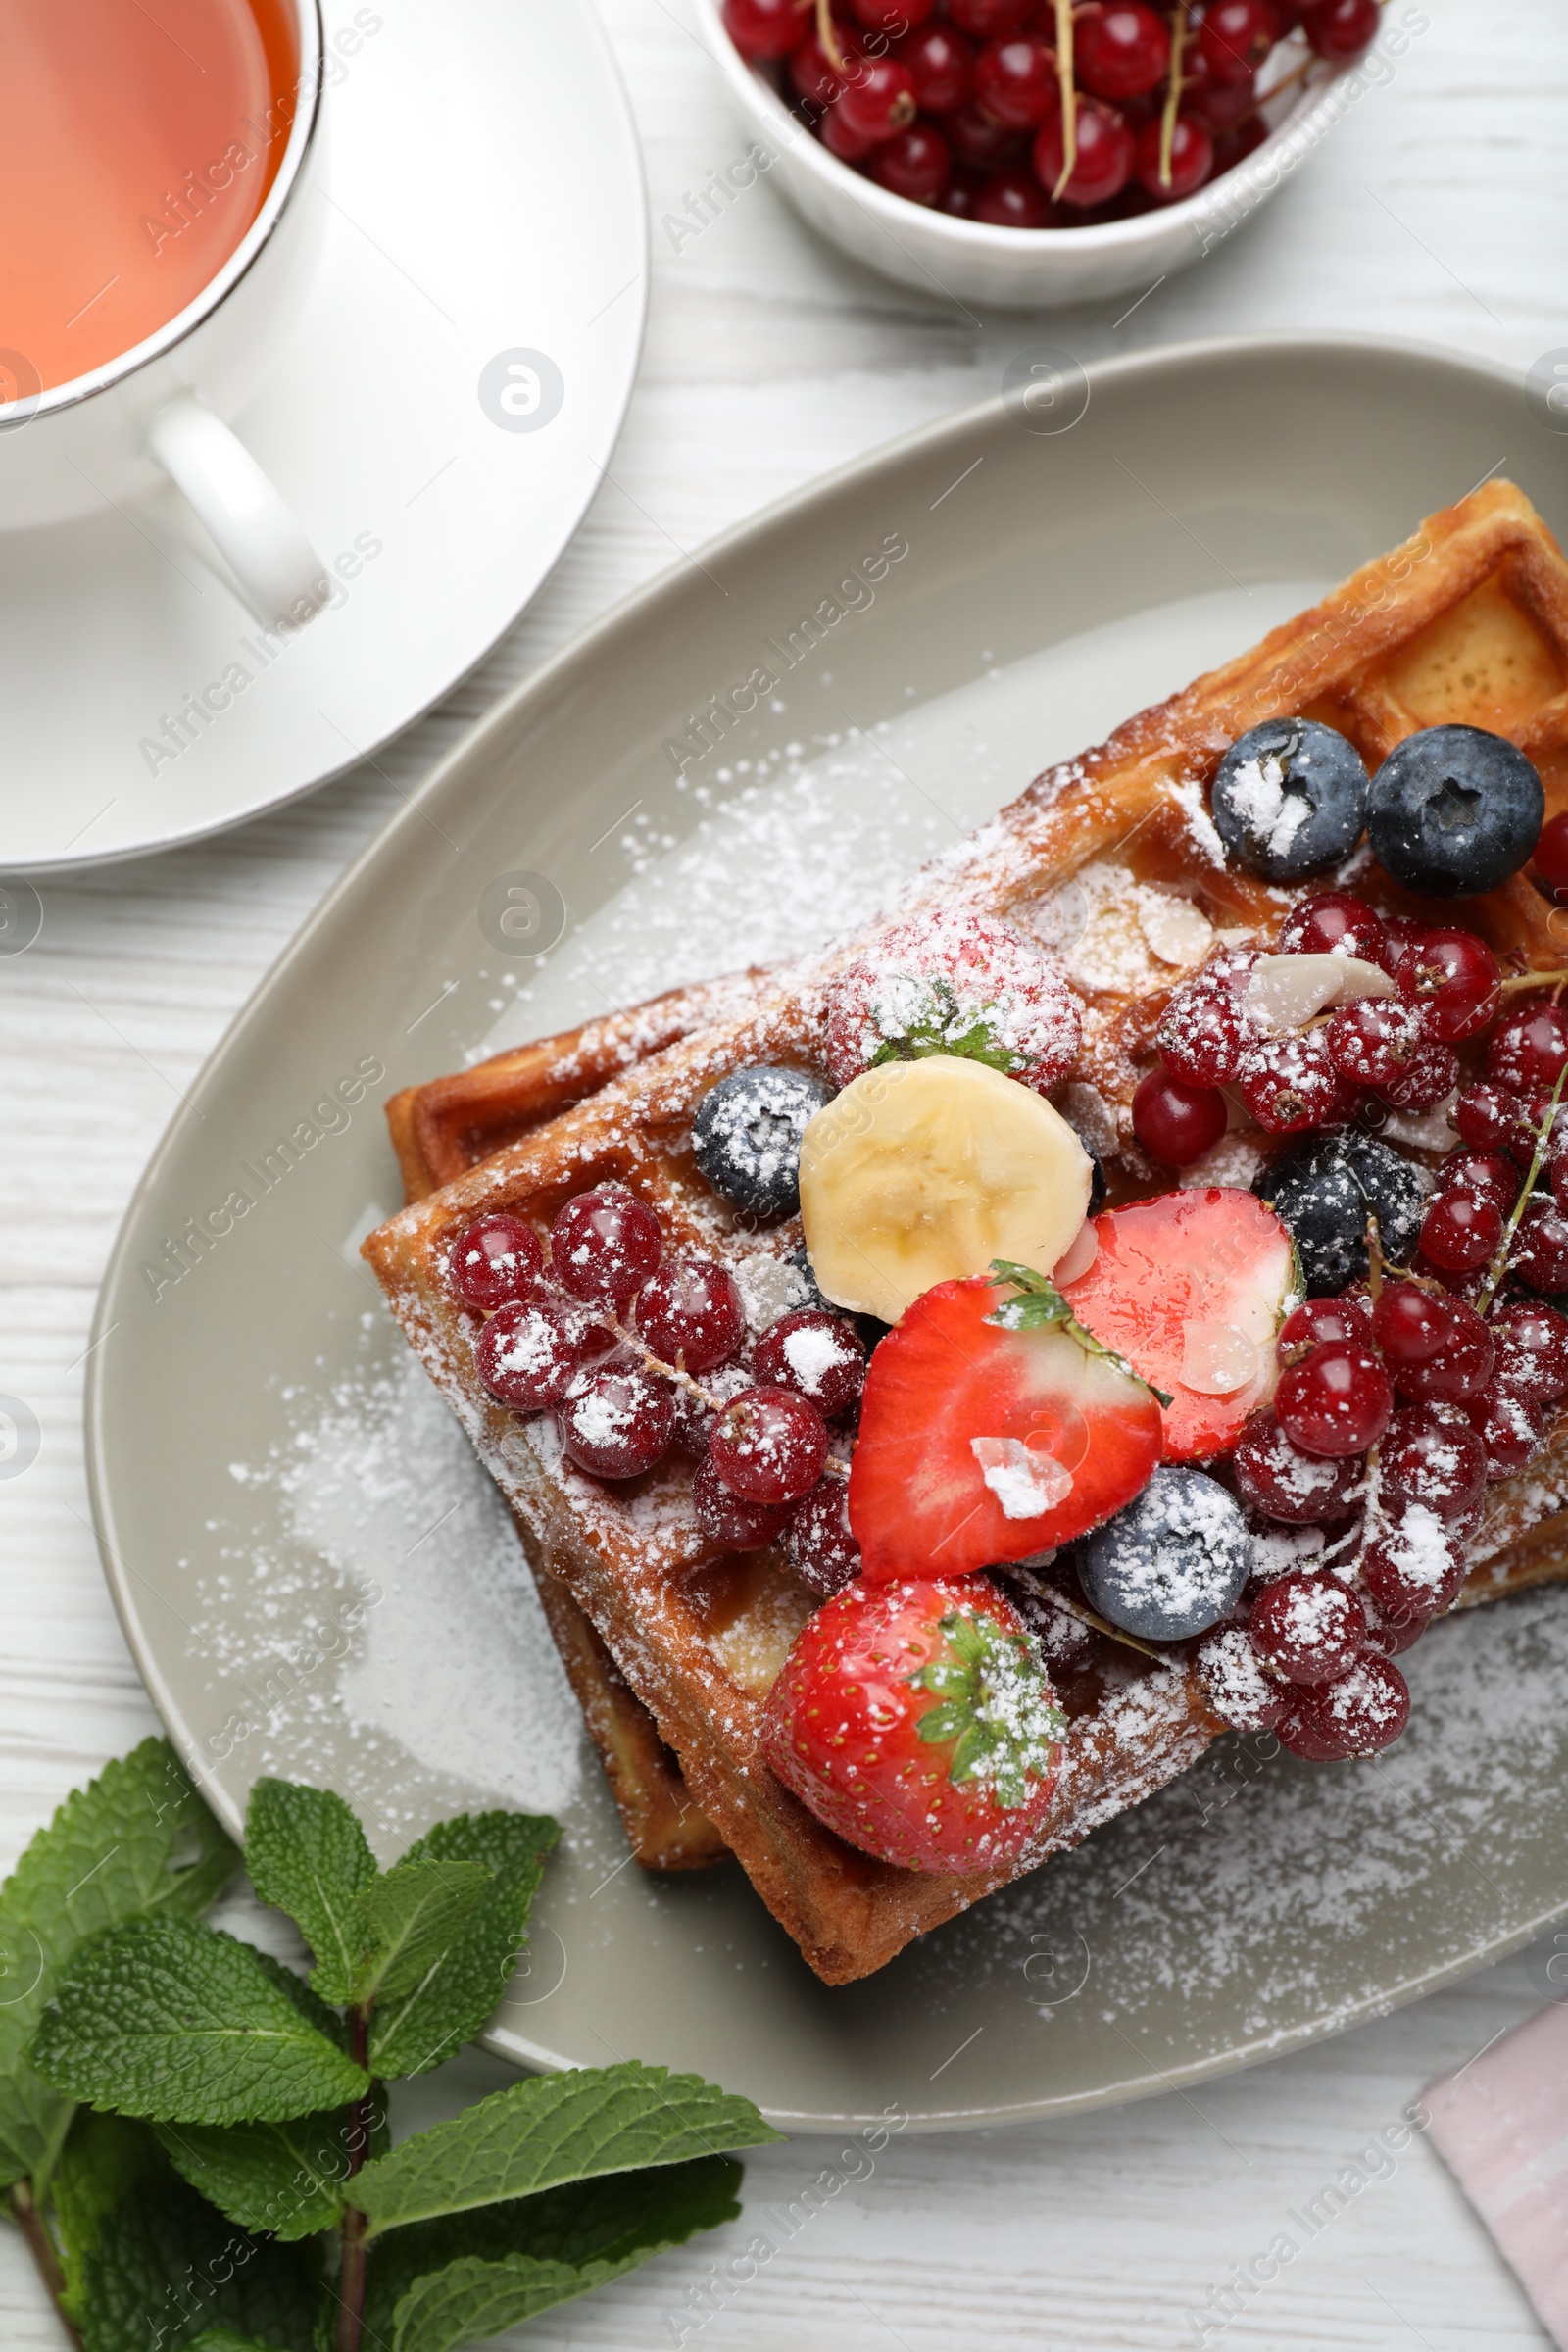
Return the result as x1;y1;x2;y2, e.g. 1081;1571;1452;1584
0;1748;780;2352
985;1258;1175;1408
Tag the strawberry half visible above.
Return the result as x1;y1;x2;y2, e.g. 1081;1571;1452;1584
762;1576;1065;1876
848;1272;1164;1582
1060;1187;1296;1463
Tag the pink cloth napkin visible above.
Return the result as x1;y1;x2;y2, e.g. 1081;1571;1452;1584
1425;1999;1568;2345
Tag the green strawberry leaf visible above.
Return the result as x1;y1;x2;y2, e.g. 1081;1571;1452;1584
349;1860;490;2007
76;2177;318;2352
30;1919;369;2125
0;1739;237;2185
244;1781;377;2007
365;2157;744;2352
867;975;1023;1075
354;2061;780;2235
986;1259;1175;1407
367;1812;559;2082
909;1609;1066;1811
154;2091;388;2241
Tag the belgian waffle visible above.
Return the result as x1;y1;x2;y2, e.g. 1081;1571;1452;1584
367;480;1568;1984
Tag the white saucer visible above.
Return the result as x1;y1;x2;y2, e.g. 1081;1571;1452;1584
0;0;647;874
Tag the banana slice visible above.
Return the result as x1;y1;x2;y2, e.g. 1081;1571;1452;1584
799;1056;1093;1325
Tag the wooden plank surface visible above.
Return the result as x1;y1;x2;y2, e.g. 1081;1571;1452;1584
3;0;1566;2342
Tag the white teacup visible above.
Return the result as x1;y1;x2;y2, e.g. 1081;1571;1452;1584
0;0;328;627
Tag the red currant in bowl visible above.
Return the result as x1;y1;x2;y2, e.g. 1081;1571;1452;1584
1301;0;1381;62
872;122;952;203
894;23;973;113
838;54;919;143
974;166;1054;228
973;34;1058;128
447;1213;543;1311
721;0;808;59
1033;98;1135;209
1133;115;1213;202
1076;3;1171;100
1199;0;1277;84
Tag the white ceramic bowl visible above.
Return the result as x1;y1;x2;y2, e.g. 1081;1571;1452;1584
693;0;1370;311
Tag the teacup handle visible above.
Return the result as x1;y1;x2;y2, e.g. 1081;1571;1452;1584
146;394;327;627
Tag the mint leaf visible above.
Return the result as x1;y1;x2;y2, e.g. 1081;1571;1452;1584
375;2160;745;2352
986;1259;1175;1407
190;2334;292;2352
30;1919;368;2125
51;2112;170;2324
368;1812;558;2082
76;2177;318;2352
355;2061;781;2234
155;2093;387;2241
244;1781;377;2007
247;1948;350;2053
0;1739;236;2184
349;1859;490;2007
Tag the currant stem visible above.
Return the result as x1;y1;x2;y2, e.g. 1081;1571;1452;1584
1158;0;1188;189
1498;969;1568;994
1033;1579;1164;1663
334;2006;375;2352
815;0;845;74
11;2180;82;2352
1052;0;1077;197
1477;1060;1568;1316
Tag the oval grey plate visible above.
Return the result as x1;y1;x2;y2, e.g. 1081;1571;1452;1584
88;335;1568;2132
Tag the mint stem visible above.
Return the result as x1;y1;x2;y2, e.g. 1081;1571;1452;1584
10;2180;82;2352
335;2004;374;2352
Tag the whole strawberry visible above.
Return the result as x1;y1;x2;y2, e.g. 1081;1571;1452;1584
762;1577;1065;1876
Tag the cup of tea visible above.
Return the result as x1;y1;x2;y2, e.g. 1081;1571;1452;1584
0;0;328;624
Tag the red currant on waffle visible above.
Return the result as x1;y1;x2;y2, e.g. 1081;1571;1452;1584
1199;0;1277;83
1326;997;1424;1089
1467;1388;1546;1479
1490;1300;1568;1404
1197;1626;1291;1733
838;55;918;142
1359;1589;1429;1659
669;1361;752;1458
1362;1501;1467;1621
1278;892;1387;964
1033;98;1135;208
710;1385;829;1505
722;0;809;58
788;1476;861;1596
1437;1150;1517;1213
754;1310;867;1418
1249;1569;1366;1685
1237;1028;1342;1134
1419;1191;1503;1275
634;1259;746;1373
1394;928;1501;1044
477;1299;598;1413
1277;1292;1374;1366
550;1183;662;1306
1280;1655;1410;1759
1391;1297;1494;1403
1381;1402;1487;1520
974;33;1058;126
1534;810;1568;898
447;1213;543;1311
1076;2;1171;99
693;1452;792;1550
1511;1198;1568;1294
1275;1345;1393;1457
1156;950;1259;1087
894;22;974;112
1301;0;1381;61
1454;1082;1529;1158
559;1363;675;1479
1131;1068;1228;1167
1376;1039;1459;1114
1371;1282;1452;1368
1233;1410;1363;1525
1487;1001;1568;1095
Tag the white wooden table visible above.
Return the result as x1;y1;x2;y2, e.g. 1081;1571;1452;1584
4;2;1566;2343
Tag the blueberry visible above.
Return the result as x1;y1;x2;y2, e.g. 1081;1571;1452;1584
1211;717;1370;883
1367;724;1544;898
1078;1467;1250;1642
691;1065;834;1219
1254;1131;1430;1297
